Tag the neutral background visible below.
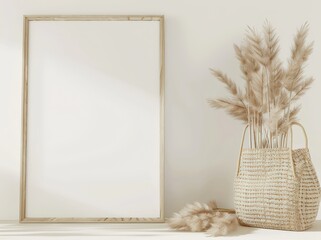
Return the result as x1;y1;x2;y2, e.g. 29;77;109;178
0;0;320;220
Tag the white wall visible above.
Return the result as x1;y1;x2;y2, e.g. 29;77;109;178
0;0;321;220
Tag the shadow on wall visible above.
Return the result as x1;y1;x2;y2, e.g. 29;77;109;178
164;16;243;219
307;220;321;232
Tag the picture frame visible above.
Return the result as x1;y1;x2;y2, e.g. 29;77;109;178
20;15;165;223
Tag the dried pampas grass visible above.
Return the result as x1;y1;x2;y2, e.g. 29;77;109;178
206;212;238;237
167;201;238;237
209;21;314;148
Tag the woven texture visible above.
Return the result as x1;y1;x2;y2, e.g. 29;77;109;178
234;147;321;231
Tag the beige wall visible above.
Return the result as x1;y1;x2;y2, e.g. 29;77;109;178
0;0;320;220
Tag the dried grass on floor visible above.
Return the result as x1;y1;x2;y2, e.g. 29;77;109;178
167;201;238;237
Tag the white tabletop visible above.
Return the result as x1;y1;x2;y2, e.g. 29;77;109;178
0;220;320;239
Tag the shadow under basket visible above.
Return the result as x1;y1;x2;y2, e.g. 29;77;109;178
234;123;321;231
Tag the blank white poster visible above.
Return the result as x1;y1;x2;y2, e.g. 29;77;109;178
24;18;162;220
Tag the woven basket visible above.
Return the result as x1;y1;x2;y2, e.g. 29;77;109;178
234;122;321;231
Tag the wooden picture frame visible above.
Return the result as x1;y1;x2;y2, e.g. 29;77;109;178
20;15;164;223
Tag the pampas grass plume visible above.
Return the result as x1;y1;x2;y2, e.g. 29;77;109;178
167;201;238;237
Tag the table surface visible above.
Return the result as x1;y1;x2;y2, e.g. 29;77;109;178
0;220;320;239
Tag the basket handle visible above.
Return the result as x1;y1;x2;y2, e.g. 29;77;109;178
235;122;308;177
235;124;249;177
290;122;308;149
